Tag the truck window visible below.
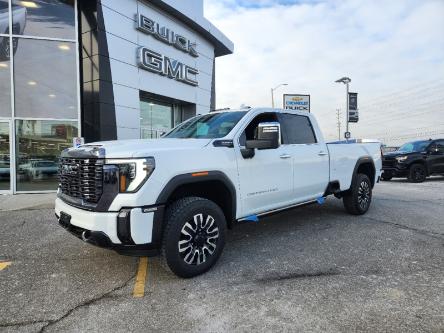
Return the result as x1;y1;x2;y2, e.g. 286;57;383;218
280;114;317;144
432;140;444;154
239;112;280;146
165;111;247;139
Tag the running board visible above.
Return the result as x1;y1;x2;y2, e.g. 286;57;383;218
237;199;318;223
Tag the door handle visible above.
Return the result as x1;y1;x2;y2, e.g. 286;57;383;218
280;154;291;159
318;151;328;156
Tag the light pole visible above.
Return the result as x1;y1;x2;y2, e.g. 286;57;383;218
335;77;351;138
271;83;288;108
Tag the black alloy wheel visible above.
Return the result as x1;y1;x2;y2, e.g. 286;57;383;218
343;173;373;215
178;213;220;265
408;164;426;183
161;197;226;278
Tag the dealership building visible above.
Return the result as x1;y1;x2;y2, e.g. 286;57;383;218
0;0;233;194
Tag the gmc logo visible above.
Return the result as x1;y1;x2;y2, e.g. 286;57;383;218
138;47;199;87
61;164;78;176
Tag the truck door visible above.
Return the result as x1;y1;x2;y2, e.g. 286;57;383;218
428;140;444;174
279;113;329;202
235;112;294;216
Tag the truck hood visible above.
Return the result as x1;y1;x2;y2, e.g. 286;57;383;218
81;138;212;158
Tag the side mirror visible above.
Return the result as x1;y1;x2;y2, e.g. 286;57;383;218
245;122;281;150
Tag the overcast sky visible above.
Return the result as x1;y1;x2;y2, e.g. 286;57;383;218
204;0;444;145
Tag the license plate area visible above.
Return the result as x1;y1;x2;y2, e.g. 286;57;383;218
59;212;72;228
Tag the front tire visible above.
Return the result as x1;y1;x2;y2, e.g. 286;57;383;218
161;197;226;278
343;173;372;215
408;164;426;183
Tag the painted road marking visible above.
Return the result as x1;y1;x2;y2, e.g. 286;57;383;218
133;257;148;298
0;261;12;271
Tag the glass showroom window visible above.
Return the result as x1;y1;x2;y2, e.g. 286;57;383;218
16;120;78;191
0;1;11;118
13;38;78;119
12;0;75;40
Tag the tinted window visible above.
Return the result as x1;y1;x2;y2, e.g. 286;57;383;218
398;141;430;153
12;0;75;39
16;119;78;191
280;114;317;144
13;38;78;119
432;140;444;154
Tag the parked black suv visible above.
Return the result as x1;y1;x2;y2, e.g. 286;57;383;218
382;139;444;183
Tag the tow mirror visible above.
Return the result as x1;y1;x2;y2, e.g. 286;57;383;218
245;122;281;150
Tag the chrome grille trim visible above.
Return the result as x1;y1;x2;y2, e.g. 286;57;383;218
59;158;105;203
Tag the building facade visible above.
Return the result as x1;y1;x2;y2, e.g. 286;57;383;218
0;0;233;194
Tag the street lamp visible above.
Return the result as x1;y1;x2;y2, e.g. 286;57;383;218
271;83;288;108
335;77;351;139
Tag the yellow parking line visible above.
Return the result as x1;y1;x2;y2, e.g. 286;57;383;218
0;261;12;271
133;257;148;298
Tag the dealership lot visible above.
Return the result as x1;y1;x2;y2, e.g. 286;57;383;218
0;179;443;333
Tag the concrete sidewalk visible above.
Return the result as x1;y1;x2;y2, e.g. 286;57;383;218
0;193;56;211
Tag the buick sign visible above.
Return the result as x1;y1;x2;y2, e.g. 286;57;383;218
137;14;199;58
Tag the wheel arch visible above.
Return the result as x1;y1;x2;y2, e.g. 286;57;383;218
352;157;376;188
406;159;429;175
156;171;237;228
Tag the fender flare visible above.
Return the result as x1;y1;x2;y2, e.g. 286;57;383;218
155;170;237;222
352;156;376;188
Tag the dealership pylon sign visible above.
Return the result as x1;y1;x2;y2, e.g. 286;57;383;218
348;92;359;123
283;94;310;112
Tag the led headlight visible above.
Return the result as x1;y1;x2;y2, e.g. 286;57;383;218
106;158;155;193
395;156;408;162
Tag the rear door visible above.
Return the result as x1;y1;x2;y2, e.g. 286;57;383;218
428;140;444;174
279;113;329;202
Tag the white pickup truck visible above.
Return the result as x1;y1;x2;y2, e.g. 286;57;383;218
55;108;382;277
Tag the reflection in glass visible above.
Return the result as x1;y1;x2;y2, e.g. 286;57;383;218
12;0;75;39
16;120;78;191
0;122;10;191
0;35;11;117
140;100;175;139
14;38;78;119
0;1;10;38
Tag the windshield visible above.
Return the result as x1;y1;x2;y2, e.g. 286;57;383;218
397;141;430;153
165;111;247;139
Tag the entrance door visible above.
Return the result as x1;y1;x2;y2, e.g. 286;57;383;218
0;121;11;194
140;100;175;138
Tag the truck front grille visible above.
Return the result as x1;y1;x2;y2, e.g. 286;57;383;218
59;158;104;203
382;158;396;168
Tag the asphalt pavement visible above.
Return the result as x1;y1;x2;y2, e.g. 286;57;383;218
0;178;443;332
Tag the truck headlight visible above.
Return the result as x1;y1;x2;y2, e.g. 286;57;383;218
395;156;408;162
105;158;155;193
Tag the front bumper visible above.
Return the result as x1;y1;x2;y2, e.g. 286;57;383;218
55;198;164;256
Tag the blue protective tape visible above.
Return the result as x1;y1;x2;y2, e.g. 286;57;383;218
244;215;259;222
317;197;325;204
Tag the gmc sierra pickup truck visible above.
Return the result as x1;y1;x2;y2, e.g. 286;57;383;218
55;108;382;277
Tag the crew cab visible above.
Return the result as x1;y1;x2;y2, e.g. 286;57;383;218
382;139;444;182
55;108;382;277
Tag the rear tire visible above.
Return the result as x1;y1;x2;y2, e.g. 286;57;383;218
343;173;372;215
408;164;426;183
161;197;226;278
